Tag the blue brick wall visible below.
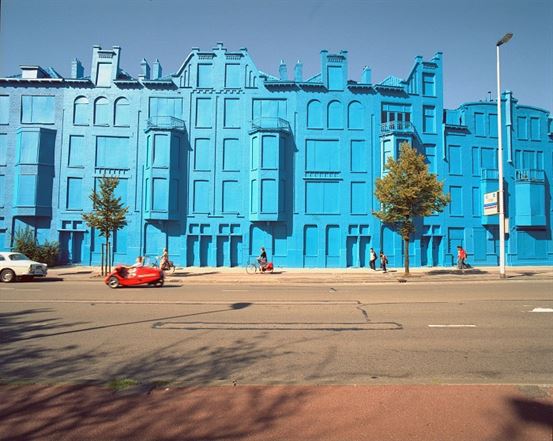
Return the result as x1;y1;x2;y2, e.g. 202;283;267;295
0;44;551;267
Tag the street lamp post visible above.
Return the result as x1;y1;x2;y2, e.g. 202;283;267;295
496;33;513;279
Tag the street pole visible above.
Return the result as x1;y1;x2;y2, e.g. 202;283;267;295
496;33;512;279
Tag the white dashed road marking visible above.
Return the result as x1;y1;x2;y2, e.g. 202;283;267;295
428;324;477;328
531;308;553;312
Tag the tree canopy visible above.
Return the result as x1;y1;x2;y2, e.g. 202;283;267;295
374;142;450;274
82;176;128;241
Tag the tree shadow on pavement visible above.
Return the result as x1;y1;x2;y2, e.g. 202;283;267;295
0;308;320;441
489;396;553;441
426;268;488;275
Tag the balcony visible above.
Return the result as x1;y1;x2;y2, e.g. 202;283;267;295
481;169;499;180
515;169;545;183
250;117;291;134
146;116;185;131
380;121;414;135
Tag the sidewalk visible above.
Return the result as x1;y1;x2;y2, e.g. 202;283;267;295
1;384;551;441
49;264;553;285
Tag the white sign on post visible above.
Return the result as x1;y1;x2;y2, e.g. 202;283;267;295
483;191;498;215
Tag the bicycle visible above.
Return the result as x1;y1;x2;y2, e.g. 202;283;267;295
148;255;176;274
246;260;274;274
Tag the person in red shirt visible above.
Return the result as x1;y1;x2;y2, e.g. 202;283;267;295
457;246;467;270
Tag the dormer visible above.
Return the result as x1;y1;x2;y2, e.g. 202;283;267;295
90;45;121;87
321;50;348;91
20;65;49;79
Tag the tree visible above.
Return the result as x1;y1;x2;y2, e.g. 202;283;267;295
374;142;450;275
82;176;128;273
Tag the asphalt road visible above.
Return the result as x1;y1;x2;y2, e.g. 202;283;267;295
1;279;552;386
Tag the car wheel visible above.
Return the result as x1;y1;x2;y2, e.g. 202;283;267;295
0;269;16;283
108;276;120;289
155;279;164;287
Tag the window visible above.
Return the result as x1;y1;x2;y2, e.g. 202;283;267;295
423;106;436;133
0;95;9;124
17;130;39;163
306;140;339;171
327;66;343;90
307;100;323;129
94;97;109;126
68;135;85;167
114;97;130;126
197;64;213;88
327;101;343;129
348;101;363;129
96;62;112;87
224;99;240;128
0;133;6;166
225;64;241;88
148;97;182;118
422;73;436;96
381;103;411;129
96;136;129;168
195;98;212;128
66;177;83;210
73;96;89;125
21;95;55;124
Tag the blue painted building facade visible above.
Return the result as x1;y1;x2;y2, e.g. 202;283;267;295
0;44;552;267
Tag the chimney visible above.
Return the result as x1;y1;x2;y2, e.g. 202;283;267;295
361;66;371;84
279;60;288;81
71;58;84;79
294;60;303;82
139;58;150;80
152;59;162;80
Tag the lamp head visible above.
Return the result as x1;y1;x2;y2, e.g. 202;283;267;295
497;33;513;46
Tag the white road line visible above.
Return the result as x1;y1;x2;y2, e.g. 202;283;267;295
531;308;553;312
428;324;476;328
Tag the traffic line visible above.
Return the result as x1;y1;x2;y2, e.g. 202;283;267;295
531;307;553;312
428;324;476;328
154;321;402;331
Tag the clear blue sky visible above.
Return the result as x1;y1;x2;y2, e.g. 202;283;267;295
1;0;551;111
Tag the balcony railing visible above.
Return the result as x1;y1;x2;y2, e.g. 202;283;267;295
251;117;291;133
481;169;499;180
380;121;414;134
146;116;185;130
516;169;545;182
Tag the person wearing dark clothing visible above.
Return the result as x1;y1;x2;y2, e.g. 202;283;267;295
257;247;268;270
379;251;388;273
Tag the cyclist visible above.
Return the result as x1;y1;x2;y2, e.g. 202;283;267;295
257;247;268;271
160;248;169;269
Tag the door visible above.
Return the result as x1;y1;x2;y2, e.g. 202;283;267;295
420;236;430;266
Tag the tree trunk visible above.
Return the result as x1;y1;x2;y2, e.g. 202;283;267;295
404;237;410;275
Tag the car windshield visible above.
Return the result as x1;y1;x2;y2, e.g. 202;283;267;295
8;253;29;261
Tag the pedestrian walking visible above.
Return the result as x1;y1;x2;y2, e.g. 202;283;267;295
379;251;388;273
457;245;467;270
369;247;377;270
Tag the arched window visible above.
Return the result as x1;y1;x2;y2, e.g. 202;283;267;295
114;97;130;126
73;96;89;125
348;101;363;129
307;100;322;129
327;100;343;129
94;97;109;126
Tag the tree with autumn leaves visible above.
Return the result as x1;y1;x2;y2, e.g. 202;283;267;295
374;142;450;275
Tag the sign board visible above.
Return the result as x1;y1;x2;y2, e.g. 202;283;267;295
483;191;498;215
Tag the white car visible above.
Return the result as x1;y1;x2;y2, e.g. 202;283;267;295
0;252;48;283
